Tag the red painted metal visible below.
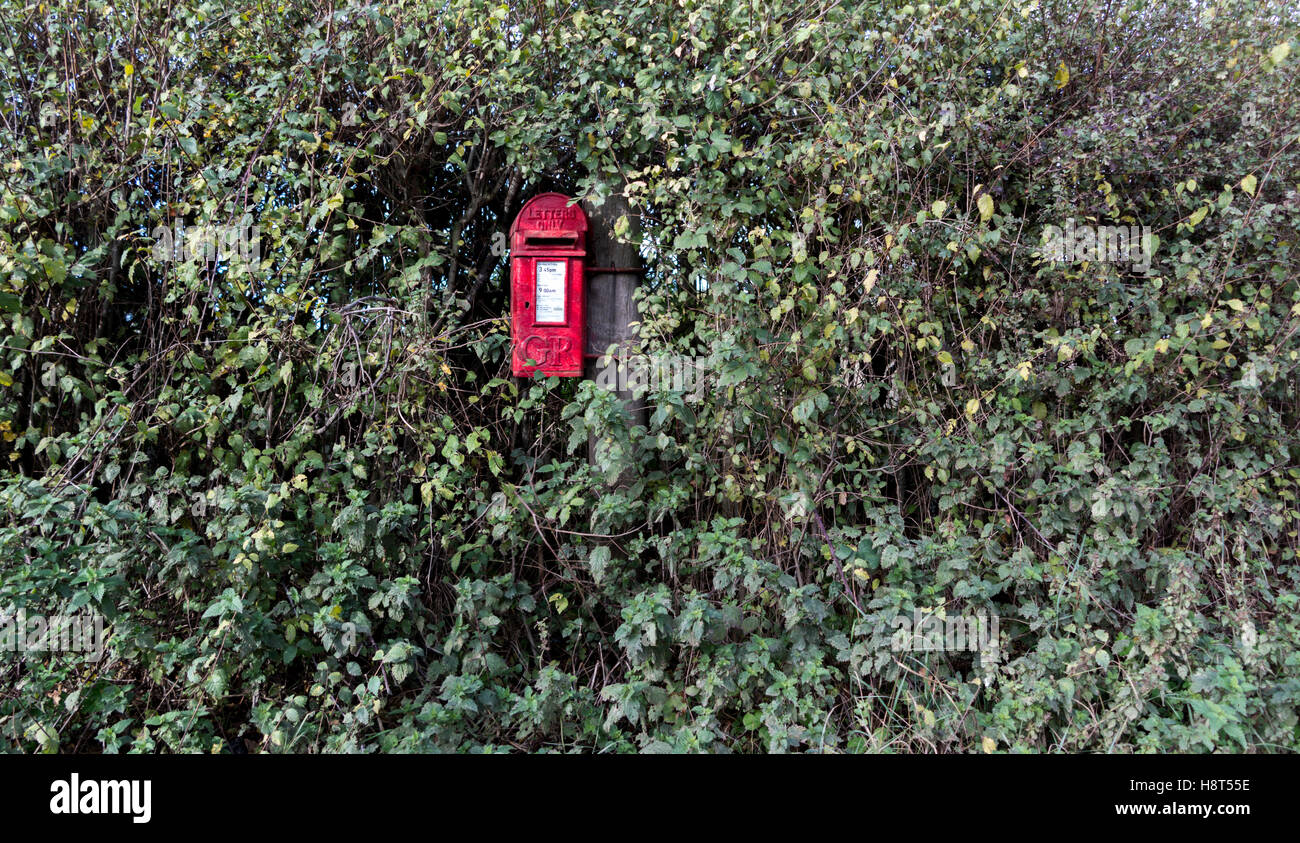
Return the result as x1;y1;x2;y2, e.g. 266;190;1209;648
509;193;588;377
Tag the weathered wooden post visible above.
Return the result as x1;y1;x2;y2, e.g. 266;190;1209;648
582;190;646;472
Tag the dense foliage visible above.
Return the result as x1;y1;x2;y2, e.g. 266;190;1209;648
1;0;1298;752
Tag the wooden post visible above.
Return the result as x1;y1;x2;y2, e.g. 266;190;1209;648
582;190;646;472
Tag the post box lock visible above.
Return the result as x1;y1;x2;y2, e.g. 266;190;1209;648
509;193;588;377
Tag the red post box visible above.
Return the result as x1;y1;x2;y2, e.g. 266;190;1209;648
509;193;588;377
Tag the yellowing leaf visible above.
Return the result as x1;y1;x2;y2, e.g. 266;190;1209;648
1188;205;1208;227
1227;298;1245;311
865;268;878;293
977;192;994;222
965;397;980;417
1240;174;1257;196
931;200;947;218
981;736;996;753
1054;61;1070;89
124;62;134;77
1270;41;1291;65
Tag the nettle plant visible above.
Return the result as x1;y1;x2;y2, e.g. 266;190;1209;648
0;0;1298;753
